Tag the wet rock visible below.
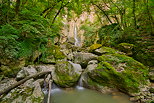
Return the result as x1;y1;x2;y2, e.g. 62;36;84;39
53;60;82;87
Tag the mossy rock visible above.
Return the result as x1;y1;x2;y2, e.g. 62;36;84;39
94;46;123;55
117;43;134;55
41;45;66;62
88;44;102;52
53;60;82;87
87;49;149;94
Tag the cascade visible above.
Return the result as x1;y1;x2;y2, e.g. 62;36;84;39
74;24;81;47
76;74;85;90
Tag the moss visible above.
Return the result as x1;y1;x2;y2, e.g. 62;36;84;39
0;87;34;103
94;47;121;55
54;61;80;87
90;50;149;94
117;43;134;55
41;45;66;62
88;44;102;52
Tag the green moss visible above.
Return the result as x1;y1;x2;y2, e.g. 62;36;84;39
54;61;80;87
90;51;149;93
117;43;134;55
94;47;121;55
89;44;102;52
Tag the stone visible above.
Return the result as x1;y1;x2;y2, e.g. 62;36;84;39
0;78;17;92
88;44;102;52
32;80;44;97
86;60;98;71
73;52;98;68
35;65;55;72
94;46;123;56
53;60;82;87
16;65;37;81
149;67;154;81
87;47;149;94
117;43;134;56
0;78;44;103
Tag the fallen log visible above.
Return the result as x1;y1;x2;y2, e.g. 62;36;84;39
0;71;51;96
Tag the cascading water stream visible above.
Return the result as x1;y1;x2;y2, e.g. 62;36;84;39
74;24;81;47
76;73;85;90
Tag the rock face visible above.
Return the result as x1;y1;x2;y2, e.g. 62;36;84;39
53;60;82;87
85;47;149;95
73;52;98;68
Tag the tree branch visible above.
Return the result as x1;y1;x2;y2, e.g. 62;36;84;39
92;3;113;24
52;1;70;24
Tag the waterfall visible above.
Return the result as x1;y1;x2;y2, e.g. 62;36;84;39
74;24;81;47
76;74;84;90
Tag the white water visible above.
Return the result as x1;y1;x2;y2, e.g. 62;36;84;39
74;24;81;47
76;74;84;90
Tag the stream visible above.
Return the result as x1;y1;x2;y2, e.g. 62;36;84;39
44;84;132;103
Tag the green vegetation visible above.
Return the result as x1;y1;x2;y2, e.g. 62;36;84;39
0;0;153;95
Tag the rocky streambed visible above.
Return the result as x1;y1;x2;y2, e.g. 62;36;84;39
0;44;154;103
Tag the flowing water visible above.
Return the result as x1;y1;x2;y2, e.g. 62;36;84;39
44;84;132;103
74;24;81;47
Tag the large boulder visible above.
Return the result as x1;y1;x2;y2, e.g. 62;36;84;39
73;52;98;68
86;47;149;94
53;60;82;87
16;65;37;81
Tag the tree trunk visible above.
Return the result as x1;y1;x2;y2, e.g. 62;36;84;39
52;1;70;24
93;3;113;24
132;0;137;28
15;0;20;20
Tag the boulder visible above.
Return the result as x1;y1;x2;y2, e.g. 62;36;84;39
94;46;124;56
88;52;149;94
53;60;82;87
16;65;37;81
117;43;134;55
35;65;55;72
88;44;102;52
81;60;118;94
73;52;98;68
